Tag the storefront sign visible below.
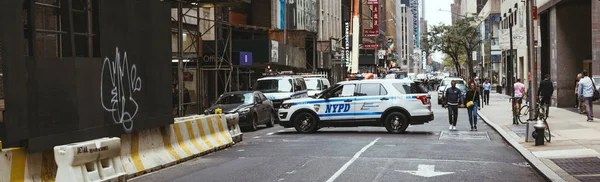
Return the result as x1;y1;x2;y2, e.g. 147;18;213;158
240;51;253;65
361;43;379;50
366;0;378;4
343;21;350;68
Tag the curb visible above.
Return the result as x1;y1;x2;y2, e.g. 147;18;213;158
478;112;565;182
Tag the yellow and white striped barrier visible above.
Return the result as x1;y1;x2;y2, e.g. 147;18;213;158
54;137;126;182
225;113;243;143
120;114;233;177
0;114;241;181
0;148;57;182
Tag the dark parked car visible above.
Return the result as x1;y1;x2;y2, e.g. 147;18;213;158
204;91;275;131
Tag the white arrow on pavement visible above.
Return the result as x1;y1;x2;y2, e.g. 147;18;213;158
395;165;455;178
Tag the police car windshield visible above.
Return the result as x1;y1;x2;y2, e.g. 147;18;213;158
215;93;254;105
443;79;465;85
305;79;321;91
254;79;293;93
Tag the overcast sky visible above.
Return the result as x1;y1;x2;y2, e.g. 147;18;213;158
424;0;453;63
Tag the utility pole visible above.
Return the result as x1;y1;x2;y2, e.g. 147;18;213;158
284;0;287;66
526;0;537;120
351;0;360;74
506;9;515;123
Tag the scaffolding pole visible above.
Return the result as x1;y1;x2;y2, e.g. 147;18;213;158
177;2;184;116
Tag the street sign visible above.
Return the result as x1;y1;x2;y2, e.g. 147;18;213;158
366;0;378;4
364;29;378;37
378;50;385;59
396;165;455;177
240;52;252;65
361;43;379;50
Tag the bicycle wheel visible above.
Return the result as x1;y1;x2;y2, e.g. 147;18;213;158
544;121;551;142
518;105;530;124
538;106;547;120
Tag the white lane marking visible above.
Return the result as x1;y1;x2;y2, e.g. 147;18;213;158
384;145;395;147
266;132;275;135
326;137;381;182
396;164;454;177
285;170;296;174
253;136;261;139
278;178;285;181
237;149;245;152
278;130;286;132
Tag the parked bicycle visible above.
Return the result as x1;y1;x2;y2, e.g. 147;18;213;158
518;97;548;124
510;97;551;142
510;97;523;124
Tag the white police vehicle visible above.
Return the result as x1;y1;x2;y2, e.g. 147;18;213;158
300;73;331;96
278;79;433;133
253;72;309;110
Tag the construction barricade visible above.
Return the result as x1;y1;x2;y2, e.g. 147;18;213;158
53;137;126;182
0;114;243;181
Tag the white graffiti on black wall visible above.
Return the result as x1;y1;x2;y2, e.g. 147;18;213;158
100;47;142;132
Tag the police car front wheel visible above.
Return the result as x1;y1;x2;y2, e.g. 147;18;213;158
384;112;409;134
293;112;318;133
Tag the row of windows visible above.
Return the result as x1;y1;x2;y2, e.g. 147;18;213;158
24;0;99;58
334;83;423;97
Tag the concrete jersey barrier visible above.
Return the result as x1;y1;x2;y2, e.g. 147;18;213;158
0;114;242;181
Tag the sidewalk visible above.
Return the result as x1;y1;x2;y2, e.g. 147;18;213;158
479;93;600;182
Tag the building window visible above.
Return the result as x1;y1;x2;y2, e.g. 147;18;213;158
24;0;99;58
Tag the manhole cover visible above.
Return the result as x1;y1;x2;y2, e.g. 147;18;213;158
551;157;600;175
439;131;490;140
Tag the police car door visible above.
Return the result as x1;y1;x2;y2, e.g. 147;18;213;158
319;84;356;121
354;83;389;119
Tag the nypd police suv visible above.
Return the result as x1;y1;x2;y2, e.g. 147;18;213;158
278;79;434;133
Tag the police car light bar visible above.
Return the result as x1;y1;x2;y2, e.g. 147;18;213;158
299;73;328;78
262;71;296;76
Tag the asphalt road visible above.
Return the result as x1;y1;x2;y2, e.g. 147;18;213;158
131;93;546;182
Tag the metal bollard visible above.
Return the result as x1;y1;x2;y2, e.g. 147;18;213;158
533;120;546;146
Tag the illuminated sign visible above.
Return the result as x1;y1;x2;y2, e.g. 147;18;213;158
344;21;350;68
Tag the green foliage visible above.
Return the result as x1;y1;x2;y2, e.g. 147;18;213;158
429;16;483;79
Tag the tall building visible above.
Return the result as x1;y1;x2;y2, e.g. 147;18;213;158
317;0;342;73
399;0;419;50
450;0;460;23
397;4;414;72
460;0;478;17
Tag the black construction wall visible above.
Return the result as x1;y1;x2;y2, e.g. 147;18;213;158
0;0;173;152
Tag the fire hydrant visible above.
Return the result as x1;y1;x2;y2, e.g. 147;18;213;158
533;120;546;146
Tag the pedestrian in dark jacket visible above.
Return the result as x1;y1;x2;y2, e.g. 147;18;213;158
466;82;481;131
444;80;464;131
538;74;554;117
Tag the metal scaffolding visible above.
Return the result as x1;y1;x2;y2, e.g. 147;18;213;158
171;1;233;116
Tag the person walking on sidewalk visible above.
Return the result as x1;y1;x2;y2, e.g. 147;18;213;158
466;82;481;131
538;74;554;117
578;71;596;122
576;73;586;114
444;80;464;131
513;78;525;111
483;79;491;105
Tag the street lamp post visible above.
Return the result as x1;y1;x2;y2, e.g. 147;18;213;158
504;5;516;124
